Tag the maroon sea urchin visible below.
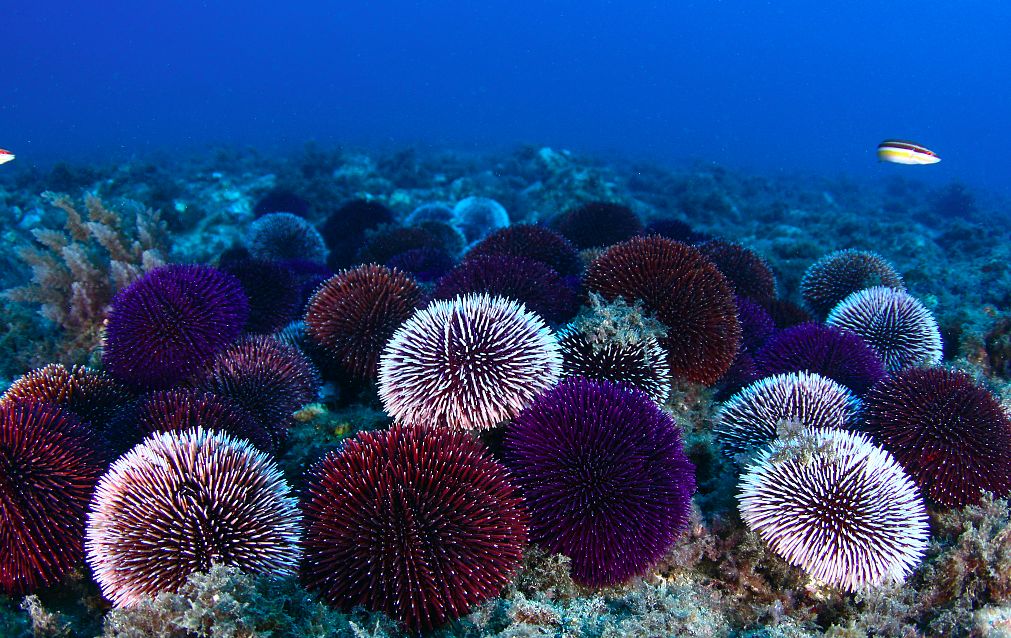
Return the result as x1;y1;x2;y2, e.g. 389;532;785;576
505;377;695;587
2;363;132;434
86;428;301;607
302;424;527;632
0;400;103;594
102;264;249;390
379;294;561;430
697;240;777;306
739;428;928;591
304;264;422;380
584;236;741;385
863;368;1011;507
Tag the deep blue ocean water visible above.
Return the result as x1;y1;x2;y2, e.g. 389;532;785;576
4;2;1010;195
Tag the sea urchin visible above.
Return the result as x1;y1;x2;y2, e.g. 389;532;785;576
301;424;527;632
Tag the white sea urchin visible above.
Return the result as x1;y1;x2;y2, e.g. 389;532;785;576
378;293;561;430
738;428;929;592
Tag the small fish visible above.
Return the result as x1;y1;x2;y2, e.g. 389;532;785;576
0;149;13;165
877;140;940;165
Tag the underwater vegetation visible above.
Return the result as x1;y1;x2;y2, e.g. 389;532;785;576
2;144;1011;637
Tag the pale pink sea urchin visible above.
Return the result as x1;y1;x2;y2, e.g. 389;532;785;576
86;428;300;607
738;428;928;592
378;293;561;430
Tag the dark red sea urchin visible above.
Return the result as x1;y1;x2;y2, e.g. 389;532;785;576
465;224;582;277
433;254;579;324
301;424;528;632
584;236;741;385
0;400;103;594
697;240;777;306
102;264;249;390
378;294;562;431
1;363;132;435
505;377;695;587
304;264;422;380
192;335;320;447
86;428;301;608
863;368;1011;507
105;388;273;456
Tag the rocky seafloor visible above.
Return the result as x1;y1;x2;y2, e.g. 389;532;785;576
1;144;1011;638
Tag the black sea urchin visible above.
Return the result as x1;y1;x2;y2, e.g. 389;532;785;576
739;428;928;591
552;201;643;249
800;249;904;319
102;265;249;390
863;368;1011;507
584;236;741;385
248;212;328;264
86;428;301;607
826;287;942;372
378;294;561;430
192;336;320;447
301;424;527;632
505;377;695;587
557;326;671;404
304;264;422;380
0;401;103;594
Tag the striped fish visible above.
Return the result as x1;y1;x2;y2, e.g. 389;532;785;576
877;140;940;165
0;149;13;165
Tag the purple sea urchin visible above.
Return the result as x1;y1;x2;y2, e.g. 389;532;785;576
800;249;904;319
86;428;301;608
192;336;320;446
384;247;455;282
863;368;1011;507
584;236;741;385
221;258;302;334
552;201;643;249
826;286;942;372
465;224;581;277
302;424;527;632
304;264;422;380
378;294;562;431
1;363;132;433
248;212;328;264
103;265;249;390
557;326;671;404
755;323;886;396
434;255;578;324
714;371;860;461
505;377;695;587
106;388;272;455
735;296;776;353
698;240;777;306
738;428;929;591
0;400;103;594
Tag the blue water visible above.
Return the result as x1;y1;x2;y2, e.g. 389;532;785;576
5;2;1010;195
